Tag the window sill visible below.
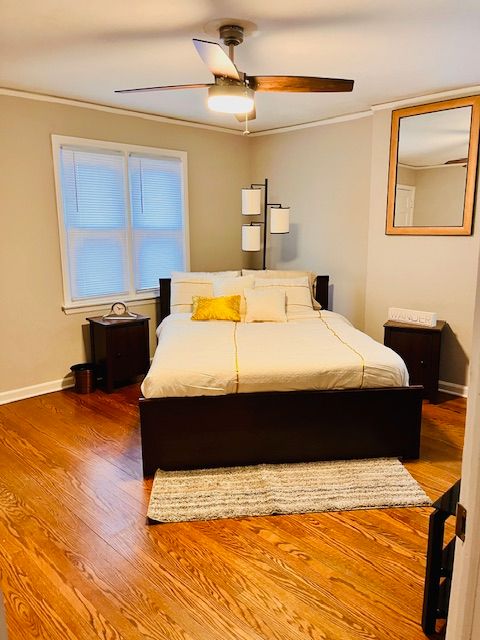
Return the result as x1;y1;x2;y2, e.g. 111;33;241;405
62;294;158;316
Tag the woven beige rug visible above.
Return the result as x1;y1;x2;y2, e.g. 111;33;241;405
147;457;431;523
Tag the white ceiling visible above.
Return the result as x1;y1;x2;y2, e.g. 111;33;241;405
398;107;471;166
1;0;480;133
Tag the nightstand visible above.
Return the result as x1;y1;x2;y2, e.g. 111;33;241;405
87;315;150;393
384;320;445;403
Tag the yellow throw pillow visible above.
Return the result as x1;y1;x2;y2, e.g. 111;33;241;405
191;295;241;321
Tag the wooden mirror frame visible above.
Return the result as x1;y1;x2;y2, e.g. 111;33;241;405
386;96;480;236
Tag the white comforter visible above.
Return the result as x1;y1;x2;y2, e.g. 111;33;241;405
141;311;408;398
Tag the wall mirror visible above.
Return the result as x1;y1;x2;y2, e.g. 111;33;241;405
386;96;480;235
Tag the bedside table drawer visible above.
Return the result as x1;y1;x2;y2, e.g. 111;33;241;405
110;325;149;378
386;330;432;387
384;319;445;403
88;315;150;392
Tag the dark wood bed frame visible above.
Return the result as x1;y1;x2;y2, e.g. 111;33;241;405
139;276;423;476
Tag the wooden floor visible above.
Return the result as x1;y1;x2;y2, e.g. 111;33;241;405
0;386;465;640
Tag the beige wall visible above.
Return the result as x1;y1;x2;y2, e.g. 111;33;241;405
250;117;373;329
413;165;467;226
397;165;416;186
364;109;480;387
251;108;478;387
1;92;477;395
0;95;250;393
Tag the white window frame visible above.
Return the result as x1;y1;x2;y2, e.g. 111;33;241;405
51;135;190;314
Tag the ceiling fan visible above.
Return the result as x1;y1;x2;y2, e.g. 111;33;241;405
115;24;354;126
445;158;468;165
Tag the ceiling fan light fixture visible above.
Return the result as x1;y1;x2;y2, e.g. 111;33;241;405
207;84;254;114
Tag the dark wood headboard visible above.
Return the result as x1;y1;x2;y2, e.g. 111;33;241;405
158;275;330;323
315;275;329;312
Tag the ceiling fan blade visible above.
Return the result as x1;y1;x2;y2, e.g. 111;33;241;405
247;76;354;93
115;83;213;94
193;38;240;81
235;106;256;122
445;158;468;165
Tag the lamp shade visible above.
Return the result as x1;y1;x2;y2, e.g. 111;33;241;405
270;207;290;234
242;225;261;251
242;188;262;215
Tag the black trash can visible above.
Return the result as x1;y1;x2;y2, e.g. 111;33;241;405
70;363;96;394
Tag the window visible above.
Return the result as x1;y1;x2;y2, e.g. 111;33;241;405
52;136;189;311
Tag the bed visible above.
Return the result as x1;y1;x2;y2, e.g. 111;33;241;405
139;275;423;476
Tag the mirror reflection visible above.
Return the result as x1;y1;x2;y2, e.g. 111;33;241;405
386;96;479;236
394;107;471;228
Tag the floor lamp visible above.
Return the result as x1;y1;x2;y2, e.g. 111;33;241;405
241;178;290;269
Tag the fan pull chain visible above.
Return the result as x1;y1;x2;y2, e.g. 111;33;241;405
243;112;250;136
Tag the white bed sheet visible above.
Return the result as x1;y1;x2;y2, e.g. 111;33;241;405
141;311;409;398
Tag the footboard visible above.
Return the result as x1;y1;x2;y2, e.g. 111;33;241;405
139;386;423;476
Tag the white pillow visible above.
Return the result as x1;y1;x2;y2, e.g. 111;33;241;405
245;289;287;323
242;270;267;277
172;271;240;279
242;269;321;309
213;275;254;314
170;271;240;313
253;276;314;314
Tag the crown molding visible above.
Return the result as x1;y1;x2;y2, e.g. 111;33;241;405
0;87;244;136
371;84;480;112
249;110;372;137
0;86;373;136
3;84;480;139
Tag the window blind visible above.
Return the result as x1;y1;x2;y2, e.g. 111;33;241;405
60;147;129;301
56;141;187;306
129;154;185;291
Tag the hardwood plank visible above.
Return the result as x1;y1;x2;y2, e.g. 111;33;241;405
111;524;268;640
0;386;464;639
0;424;217;639
182;513;427;640
115;522;326;640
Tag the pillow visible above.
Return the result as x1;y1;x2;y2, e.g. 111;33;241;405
172;270;240;279
245;289;287;323
213;275;254;314
242;270;266;276
253;276;314;314
170;271;241;313
191;295;241;322
242;269;321;309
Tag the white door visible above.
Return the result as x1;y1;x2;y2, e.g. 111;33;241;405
445;246;480;639
395;184;415;226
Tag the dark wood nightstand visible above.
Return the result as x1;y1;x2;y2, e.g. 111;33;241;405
87;314;150;393
384;320;445;403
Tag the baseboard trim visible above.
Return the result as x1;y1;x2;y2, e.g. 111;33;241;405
0;375;468;405
0;376;74;405
439;380;468;398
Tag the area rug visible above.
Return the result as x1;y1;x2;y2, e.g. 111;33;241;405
147;457;431;523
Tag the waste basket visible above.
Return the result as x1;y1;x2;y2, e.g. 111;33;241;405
70;363;96;394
